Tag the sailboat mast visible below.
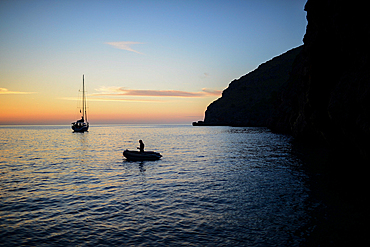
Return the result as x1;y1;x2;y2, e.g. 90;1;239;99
82;74;87;122
84;75;87;123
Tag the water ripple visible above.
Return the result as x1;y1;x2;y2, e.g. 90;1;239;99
0;125;322;246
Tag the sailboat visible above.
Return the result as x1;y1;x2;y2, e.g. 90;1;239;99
71;75;89;132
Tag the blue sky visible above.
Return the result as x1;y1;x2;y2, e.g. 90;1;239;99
0;0;307;124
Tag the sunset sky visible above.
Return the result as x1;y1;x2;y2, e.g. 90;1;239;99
0;0;307;125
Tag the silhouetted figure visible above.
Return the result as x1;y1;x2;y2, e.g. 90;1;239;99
138;140;144;153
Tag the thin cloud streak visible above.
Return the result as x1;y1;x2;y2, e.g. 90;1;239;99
105;41;144;54
201;88;222;96
59;96;163;103
93;87;222;98
0;88;36;95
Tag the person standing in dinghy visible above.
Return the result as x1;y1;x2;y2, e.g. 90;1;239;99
138;140;144;153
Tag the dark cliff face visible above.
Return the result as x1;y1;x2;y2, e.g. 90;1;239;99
270;0;370;161
202;0;369;161
204;46;303;127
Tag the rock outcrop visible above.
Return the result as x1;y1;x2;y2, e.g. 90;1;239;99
269;0;370;161
203;46;303;127
200;0;369;162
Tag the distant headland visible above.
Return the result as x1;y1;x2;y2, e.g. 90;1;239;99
194;45;303;127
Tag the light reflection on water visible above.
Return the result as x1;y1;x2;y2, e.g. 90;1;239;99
0;125;320;246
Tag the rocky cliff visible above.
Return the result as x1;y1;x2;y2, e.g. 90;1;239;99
202;0;369;162
269;0;370;162
203;46;303;127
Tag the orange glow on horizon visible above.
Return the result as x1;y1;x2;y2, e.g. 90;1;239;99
0;89;214;125
0;100;206;125
0;112;203;125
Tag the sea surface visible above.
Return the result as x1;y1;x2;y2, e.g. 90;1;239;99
0;125;324;246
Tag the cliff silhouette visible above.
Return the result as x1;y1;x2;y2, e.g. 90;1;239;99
198;2;370;243
202;46;303;127
200;0;369;162
269;0;370;163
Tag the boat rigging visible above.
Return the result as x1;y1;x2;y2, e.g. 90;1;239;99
71;75;89;132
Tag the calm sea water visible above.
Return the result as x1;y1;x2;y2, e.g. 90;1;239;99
0;125;323;246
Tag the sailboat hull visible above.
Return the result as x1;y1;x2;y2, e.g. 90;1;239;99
72;123;89;132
